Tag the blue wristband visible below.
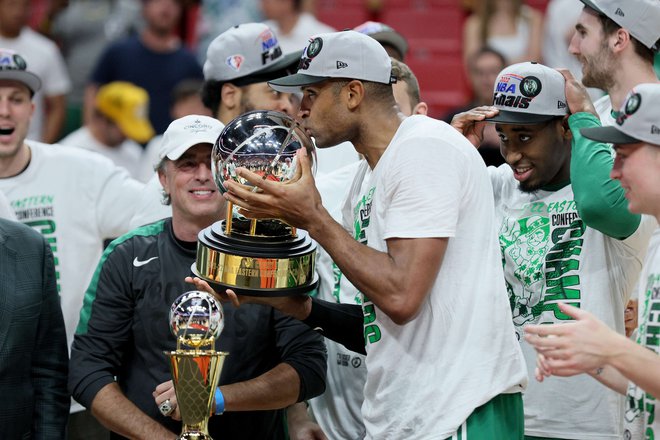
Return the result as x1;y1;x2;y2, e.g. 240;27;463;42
214;387;225;415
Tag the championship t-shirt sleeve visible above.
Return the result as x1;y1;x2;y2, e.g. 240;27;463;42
381;137;464;240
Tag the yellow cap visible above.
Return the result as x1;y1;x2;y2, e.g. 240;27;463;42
95;81;155;143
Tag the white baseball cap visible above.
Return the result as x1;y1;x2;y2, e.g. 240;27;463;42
159;115;224;161
580;0;660;50
486;62;568;125
203;23;302;85
580;83;660;146
268;30;394;93
0;49;41;94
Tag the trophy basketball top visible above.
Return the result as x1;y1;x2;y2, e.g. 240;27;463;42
212;110;315;238
169;291;224;350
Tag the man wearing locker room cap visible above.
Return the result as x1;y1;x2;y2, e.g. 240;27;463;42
193;30;528;440
524;83;660;440
451;61;656;440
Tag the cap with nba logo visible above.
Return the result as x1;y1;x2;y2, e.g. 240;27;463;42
268;30;394;93
485;62;568;124
579;0;660;51
203;23;302;85
580;83;660;146
0;48;41;94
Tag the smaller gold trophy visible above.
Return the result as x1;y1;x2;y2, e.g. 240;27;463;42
167;291;228;440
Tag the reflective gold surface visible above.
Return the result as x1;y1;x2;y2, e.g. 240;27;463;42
196;243;315;290
168;350;228;440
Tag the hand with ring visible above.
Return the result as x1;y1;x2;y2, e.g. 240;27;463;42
154;380;181;420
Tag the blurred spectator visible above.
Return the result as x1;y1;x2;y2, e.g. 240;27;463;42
543;0;604;100
0;48;143;440
0;219;69;440
60;82;154;180
139;78;211;182
354;21;408;61
85;0;203;135
463;0;543;65
49;0;141;138
0;0;71;142
443;46;506;166
195;0;262;63
261;0;335;53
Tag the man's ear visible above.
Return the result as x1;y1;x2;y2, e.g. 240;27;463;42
345;80;365;110
611;28;631;54
561;115;573;141
413;101;429;116
221;83;241;110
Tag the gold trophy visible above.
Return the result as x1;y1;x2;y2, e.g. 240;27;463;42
192;111;318;296
167;291;228;440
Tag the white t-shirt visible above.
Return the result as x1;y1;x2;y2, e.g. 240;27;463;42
264;13;335;54
594;95;615;126
345;116;526;439
626;227;660;440
309;160;367;440
0;190;16;220
0;28;71;141
489;164;656;438
0;141;144;412
128;173;172;229
60;126;145;180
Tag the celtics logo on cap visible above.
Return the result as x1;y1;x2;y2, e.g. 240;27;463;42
12;54;26;70
624;93;641;115
520;76;542;98
306;37;323;58
616;92;642;126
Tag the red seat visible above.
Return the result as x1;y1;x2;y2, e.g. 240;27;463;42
316;9;372;30
405;57;470;119
380;8;463;41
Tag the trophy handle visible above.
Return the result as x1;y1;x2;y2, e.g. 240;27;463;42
168;351;227;440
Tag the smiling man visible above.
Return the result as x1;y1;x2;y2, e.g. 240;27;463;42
452;61;656;440
524;83;660;440
68;114;326;440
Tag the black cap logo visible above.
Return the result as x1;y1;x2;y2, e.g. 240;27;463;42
306;37;323;59
12;54;26;70
617;93;641;126
520;76;542;98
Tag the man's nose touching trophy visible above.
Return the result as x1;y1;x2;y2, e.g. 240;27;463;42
192;110;319;295
167;291;227;440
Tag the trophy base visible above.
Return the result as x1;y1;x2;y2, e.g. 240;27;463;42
177;432;213;440
194;221;318;296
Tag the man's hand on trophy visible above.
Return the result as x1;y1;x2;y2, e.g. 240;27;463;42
153;380;181;421
186;276;313;321
221;148;324;231
450;106;499;147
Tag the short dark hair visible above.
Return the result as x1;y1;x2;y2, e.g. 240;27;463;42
201;79;222;116
595;12;654;64
469;46;507;71
390;59;421;107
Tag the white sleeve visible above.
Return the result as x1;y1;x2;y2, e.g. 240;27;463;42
128;175;172;229
91;156;145;237
381;138;467;240
41;42;72;96
0;190;16;221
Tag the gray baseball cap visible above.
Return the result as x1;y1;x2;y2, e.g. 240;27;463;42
580;83;660;146
579;0;660;50
486;62;568;125
203;23;302;84
268;31;394;94
0;49;41;93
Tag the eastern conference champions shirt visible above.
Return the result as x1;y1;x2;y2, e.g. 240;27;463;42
489;165;654;438
342;116;526;439
627;227;660;438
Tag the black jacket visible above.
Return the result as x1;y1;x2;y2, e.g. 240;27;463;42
69;218;326;439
